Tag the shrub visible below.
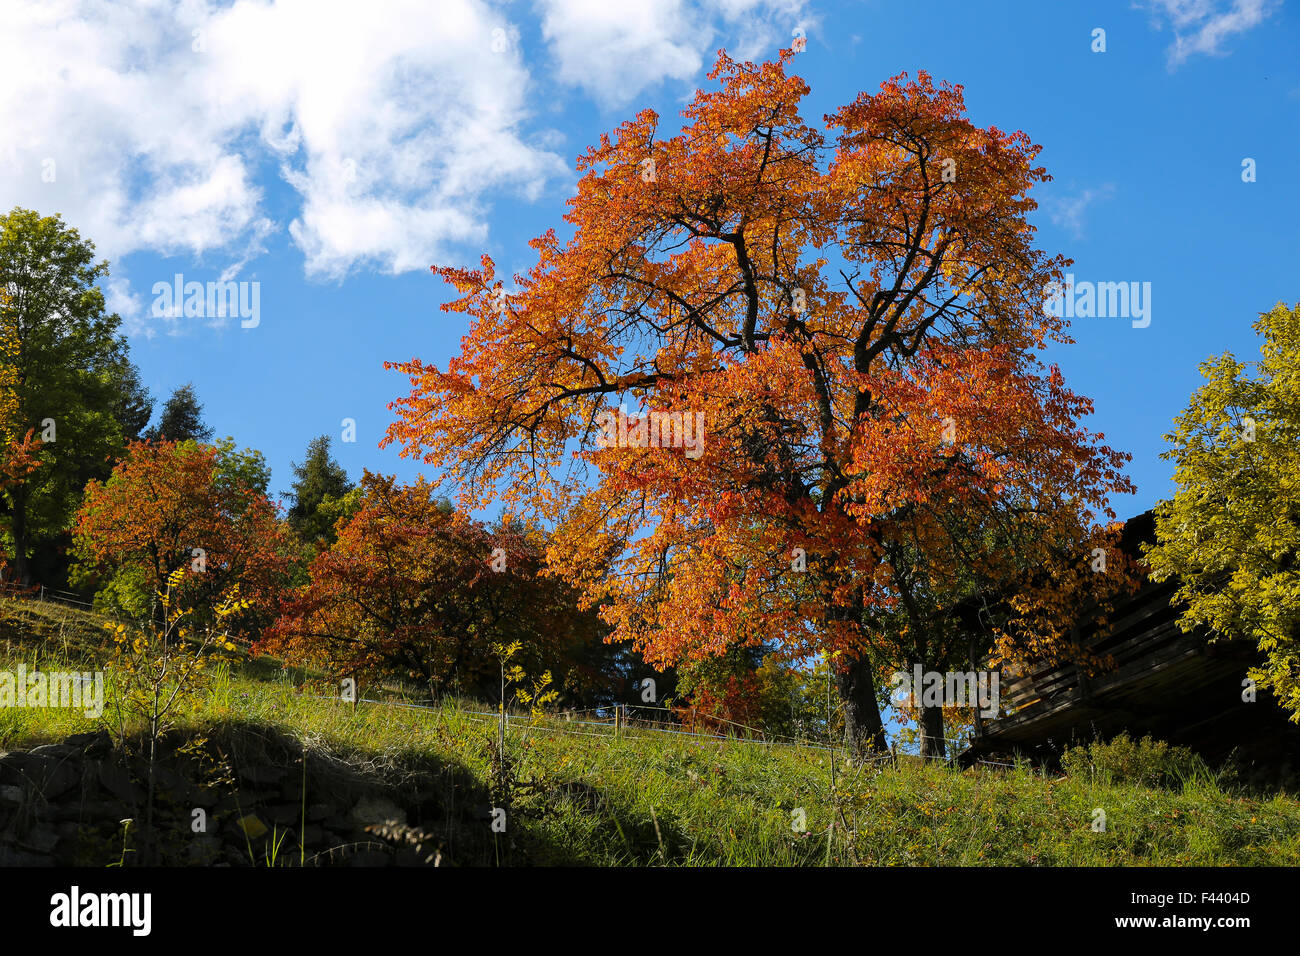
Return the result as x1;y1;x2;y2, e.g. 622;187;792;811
91;565;152;621
1060;732;1203;789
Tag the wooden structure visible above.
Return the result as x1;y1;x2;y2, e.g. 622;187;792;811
960;512;1300;786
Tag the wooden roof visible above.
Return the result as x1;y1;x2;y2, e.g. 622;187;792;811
960;514;1300;786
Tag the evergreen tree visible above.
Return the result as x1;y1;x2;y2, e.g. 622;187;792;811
286;435;353;545
109;357;153;442
145;383;213;443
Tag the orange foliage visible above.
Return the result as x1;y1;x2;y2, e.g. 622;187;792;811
260;472;606;699
74;441;293;639
382;51;1134;701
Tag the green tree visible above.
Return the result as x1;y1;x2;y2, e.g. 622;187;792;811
213;436;271;500
144;383;212;443
0;207;147;584
285;435;353;546
109;357;154;442
1144;302;1300;722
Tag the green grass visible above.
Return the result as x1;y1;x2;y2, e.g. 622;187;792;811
3;595;1300;866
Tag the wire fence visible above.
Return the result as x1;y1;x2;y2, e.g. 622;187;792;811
0;580;145;641
294;691;1012;769
298;693;848;754
0;581;97;610
0;582;1012;769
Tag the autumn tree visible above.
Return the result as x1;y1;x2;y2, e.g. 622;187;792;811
73;440;294;640
1144;302;1300;723
0;208;151;584
262;472;610;704
857;503;1139;757
674;644;821;737
384;52;1133;754
0;293;44;577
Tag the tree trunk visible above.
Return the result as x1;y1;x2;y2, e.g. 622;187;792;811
918;691;946;761
969;635;985;740
11;490;29;585
836;654;888;755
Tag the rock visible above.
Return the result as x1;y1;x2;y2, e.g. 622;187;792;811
0;752;39;782
215;790;279;813
64;730;112;758
265;803;302;826
346;849;392;867
0;752;81;800
0;845;52;866
50;799;127;823
233;813;268;840
18;826;60;854
30;743;80;761
350;795;404;827
151;766;198;803
214;795;239;814
0;784;25;806
222;846;249;866
240;766;286;787
95;761;142;805
306;803;331;822
279;778;307;801
185;836;222;864
53;841;84;867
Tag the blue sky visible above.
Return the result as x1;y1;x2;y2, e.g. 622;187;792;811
2;0;1296;515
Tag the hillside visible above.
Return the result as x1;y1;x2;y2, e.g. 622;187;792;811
3;596;1300;866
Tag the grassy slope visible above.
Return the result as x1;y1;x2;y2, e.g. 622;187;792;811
3;596;1299;866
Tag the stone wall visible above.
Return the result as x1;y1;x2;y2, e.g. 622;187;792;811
0;728;484;866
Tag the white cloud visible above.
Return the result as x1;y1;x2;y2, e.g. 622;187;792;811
0;0;568;322
103;276;150;336
535;0;815;107
536;0;706;108
1046;184;1116;240
1141;0;1280;68
0;0;823;335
